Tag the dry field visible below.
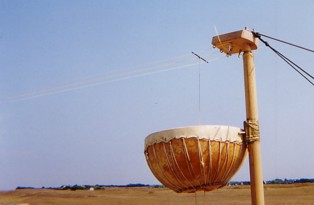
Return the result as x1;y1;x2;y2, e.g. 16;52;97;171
0;183;313;205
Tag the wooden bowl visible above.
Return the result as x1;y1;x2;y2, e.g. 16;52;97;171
144;125;247;193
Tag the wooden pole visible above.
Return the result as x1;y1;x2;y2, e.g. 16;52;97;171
212;30;265;205
243;45;265;205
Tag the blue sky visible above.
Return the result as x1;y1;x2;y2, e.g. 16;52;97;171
0;1;314;190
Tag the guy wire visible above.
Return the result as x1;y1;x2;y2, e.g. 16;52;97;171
255;33;314;87
253;32;314;53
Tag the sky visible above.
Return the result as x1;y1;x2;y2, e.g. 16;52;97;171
0;0;314;190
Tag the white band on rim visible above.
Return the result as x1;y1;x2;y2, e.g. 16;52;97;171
145;125;244;150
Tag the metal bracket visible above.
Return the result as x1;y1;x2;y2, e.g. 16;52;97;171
243;120;260;144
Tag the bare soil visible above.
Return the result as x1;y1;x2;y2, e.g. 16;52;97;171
0;183;313;205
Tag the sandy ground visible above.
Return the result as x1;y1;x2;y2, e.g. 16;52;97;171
0;183;313;205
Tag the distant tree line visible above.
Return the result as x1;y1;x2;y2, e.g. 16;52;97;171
16;183;164;191
228;178;314;186
16;178;314;190
266;178;314;184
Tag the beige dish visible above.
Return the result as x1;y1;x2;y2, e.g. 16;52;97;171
144;125;247;193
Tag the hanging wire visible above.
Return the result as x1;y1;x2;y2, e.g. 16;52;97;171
198;59;201;118
194;192;198;205
253;32;314;87
202;190;206;205
191;51;204;123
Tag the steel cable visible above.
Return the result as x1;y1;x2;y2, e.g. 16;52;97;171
254;32;314;87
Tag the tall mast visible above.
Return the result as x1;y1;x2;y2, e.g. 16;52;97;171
212;29;265;205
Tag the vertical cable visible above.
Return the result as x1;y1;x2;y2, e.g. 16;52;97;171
198;59;201;124
195;192;198;205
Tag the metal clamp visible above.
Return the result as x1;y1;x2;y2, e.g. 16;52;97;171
243;120;260;144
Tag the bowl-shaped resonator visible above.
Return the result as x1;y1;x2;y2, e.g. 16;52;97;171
144;125;247;193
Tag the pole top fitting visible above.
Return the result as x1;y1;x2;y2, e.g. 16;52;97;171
212;29;259;56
